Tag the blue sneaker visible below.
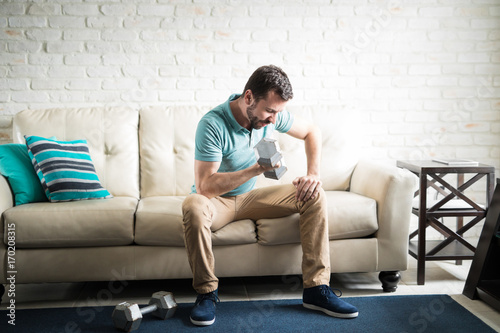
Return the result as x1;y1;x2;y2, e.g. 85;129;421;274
190;289;219;326
303;285;358;319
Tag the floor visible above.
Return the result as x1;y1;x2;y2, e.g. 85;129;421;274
1;257;499;331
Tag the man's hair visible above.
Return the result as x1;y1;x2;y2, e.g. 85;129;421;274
243;65;293;102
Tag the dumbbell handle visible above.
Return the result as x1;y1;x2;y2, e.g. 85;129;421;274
139;303;158;316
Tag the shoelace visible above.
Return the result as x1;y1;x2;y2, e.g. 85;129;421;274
196;292;220;305
319;285;343;299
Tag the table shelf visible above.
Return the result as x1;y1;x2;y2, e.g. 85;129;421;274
412;208;486;217
409;240;475;260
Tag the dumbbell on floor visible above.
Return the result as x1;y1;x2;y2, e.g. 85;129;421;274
112;291;177;332
254;137;287;180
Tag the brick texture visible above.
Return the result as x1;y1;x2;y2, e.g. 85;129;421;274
0;0;499;172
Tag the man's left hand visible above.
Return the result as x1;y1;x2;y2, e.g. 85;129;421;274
292;175;322;202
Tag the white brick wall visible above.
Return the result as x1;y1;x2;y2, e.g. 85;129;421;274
0;0;499;170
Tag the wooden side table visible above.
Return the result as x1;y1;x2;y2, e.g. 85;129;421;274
397;160;495;285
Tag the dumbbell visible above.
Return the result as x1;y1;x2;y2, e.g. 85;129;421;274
254;137;287;180
112;291;177;332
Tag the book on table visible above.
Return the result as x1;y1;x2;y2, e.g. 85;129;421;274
432;158;479;166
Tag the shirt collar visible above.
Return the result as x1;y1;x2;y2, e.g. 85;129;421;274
224;93;249;133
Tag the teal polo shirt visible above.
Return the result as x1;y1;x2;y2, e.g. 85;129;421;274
192;94;294;197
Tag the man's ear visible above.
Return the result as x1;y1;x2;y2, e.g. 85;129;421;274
243;90;253;106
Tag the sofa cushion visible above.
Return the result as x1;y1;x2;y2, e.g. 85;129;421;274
12;107;140;199
255;105;360;191
139;106;208;197
0;143;47;206
25;135;112;202
135;196;257;246
3;197;137;248
256;191;378;245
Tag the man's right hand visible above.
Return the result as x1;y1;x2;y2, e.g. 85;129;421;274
255;161;281;175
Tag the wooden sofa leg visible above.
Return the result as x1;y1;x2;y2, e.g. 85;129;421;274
379;271;401;292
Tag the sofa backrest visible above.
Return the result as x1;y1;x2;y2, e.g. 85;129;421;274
257;105;360;191
139;106;207;197
12;107;140;199
139;105;359;197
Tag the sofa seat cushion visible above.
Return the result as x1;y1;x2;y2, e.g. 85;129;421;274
135;196;257;247
3;197;138;249
256;191;378;245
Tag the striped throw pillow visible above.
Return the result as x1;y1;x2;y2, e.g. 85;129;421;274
25;135;112;202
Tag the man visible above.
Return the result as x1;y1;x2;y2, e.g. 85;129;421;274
182;65;358;326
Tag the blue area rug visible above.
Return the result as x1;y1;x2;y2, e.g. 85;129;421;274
0;295;495;332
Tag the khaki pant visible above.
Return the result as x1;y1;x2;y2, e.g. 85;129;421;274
182;184;331;294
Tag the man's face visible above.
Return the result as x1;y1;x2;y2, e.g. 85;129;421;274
246;91;287;130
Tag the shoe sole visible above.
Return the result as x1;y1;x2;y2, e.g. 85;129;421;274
190;316;215;326
303;303;358;319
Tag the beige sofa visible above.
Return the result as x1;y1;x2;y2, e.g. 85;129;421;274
0;106;417;299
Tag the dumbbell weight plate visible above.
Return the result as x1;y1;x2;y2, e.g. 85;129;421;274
112;302;143;332
254;137;287;180
149;291;177;319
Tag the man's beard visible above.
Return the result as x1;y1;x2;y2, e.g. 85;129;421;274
247;101;270;129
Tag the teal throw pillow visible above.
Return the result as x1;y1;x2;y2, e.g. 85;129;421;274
25;135;113;202
0;143;48;206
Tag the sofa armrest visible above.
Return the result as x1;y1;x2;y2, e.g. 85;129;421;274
0;175;13;214
350;159;418;271
0;176;13;284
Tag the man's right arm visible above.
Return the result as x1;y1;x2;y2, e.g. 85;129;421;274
195;160;276;199
194;115;279;198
